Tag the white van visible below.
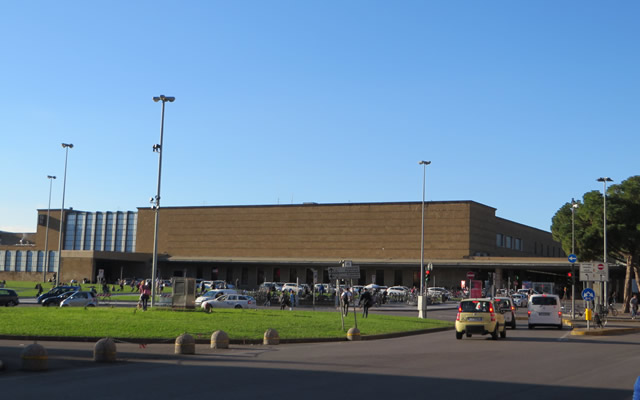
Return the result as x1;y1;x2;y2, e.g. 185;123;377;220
528;294;563;329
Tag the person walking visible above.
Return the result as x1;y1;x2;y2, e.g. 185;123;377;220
289;289;295;311
341;288;352;316
630;294;639;319
139;281;151;311
360;288;373;318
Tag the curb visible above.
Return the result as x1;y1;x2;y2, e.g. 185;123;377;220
570;326;640;336
0;326;455;346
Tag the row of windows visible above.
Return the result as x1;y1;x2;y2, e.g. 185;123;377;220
64;211;137;252
0;250;57;272
496;233;523;251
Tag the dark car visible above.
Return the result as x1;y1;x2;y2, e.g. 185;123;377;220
41;291;76;307
37;286;81;304
0;288;20;306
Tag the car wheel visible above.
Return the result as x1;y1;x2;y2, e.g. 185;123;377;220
87;304;95;307
528;324;534;329
466;333;471;338
500;325;507;339
234;304;242;309
557;323;563;330
456;331;463;340
491;324;499;340
511;319;517;329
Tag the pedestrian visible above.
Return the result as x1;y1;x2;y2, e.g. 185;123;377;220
139;281;151;311
35;283;43;296
279;291;287;310
289;289;295;311
630;294;639;319
235;278;240;289
341;288;352;316
360;288;373;318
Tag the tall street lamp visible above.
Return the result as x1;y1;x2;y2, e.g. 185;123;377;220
418;160;431;319
570;198;578;319
150;95;175;307
43;175;56;282
597;177;613;307
56;143;73;287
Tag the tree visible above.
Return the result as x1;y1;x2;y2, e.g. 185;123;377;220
551;176;640;312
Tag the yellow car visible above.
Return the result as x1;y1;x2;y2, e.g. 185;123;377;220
455;298;507;340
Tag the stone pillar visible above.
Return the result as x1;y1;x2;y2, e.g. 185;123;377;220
21;343;47;371
94;337;117;362
175;333;196;354
263;328;280;345
210;330;229;349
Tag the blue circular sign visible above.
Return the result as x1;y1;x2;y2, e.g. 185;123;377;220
568;254;578;263
582;288;595;301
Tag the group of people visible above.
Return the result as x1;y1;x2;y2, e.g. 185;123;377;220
341;287;374;318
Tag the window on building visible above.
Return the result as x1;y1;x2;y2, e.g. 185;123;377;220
241;267;249;285
105;213;114;251
496;233;503;247
394;269;403;286
5;251;12;271
95;213;104;251
0;251;5;272
125;212;137;252
64;213;77;250
514;238;521;251
74;213;84;250
26;251;33;272
115;212;125;252
48;251;56;272
505;236;512;249
37;251;44;272
14;251;22;272
83;213;94;250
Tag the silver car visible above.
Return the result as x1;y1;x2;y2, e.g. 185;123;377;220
60;291;98;307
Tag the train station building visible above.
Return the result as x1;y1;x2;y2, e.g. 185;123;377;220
0;200;569;291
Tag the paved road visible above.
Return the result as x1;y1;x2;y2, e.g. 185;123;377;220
1;317;637;399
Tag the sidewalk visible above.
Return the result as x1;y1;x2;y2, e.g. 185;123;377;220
565;313;640;336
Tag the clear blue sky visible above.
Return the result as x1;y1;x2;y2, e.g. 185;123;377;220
1;1;638;233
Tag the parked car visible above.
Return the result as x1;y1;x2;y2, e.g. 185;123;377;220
0;288;19;306
455;298;507;340
60;291;97;307
201;294;257;310
195;289;238;306
494;297;517;329
528;294;563;330
281;283;304;295
37;286;81;304
428;287;451;302
42;291;75;307
386;286;409;296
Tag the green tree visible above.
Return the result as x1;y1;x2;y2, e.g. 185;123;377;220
551;176;640;312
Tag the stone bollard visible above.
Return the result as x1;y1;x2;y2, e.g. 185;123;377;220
175;333;196;354
94;338;117;362
347;327;361;341
210;330;229;349
21;343;48;371
263;328;280;345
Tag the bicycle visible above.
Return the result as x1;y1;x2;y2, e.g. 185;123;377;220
607;303;618;317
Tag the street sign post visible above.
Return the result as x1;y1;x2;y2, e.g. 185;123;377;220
328;266;360;280
466;271;475;280
568;254;577;264
580;262;609;282
582;288;595;301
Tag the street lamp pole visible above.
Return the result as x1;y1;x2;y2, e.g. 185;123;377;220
597;177;613;308
570;198;578;319
43;175;56;282
150;95;175;307
418;160;431;319
55;143;73;287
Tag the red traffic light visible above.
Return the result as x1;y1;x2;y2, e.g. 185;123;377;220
567;272;572;277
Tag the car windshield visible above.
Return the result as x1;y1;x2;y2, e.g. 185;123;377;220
460;301;492;313
531;296;557;306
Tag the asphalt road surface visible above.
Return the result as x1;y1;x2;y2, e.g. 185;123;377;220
1;316;637;400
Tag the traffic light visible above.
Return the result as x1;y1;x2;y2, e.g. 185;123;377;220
425;270;431;283
567;272;573;286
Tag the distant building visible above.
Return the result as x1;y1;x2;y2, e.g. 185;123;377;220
0;201;567;289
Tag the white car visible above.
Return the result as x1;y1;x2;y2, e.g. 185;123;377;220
201;294;257;310
386;286;409;296
60;291;97;307
281;283;305;294
195;289;238;306
528;294;563;329
512;293;528;307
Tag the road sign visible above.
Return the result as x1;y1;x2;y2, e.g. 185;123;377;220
466;271;475;280
581;288;595;302
580;262;609;282
568;254;577;263
328;266;360;280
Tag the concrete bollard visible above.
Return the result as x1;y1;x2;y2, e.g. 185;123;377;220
347;327;361;341
94;338;117;362
21;343;48;371
175;333;196;354
263;328;280;345
210;330;229;349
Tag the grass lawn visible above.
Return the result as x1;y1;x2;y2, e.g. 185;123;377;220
0;307;452;341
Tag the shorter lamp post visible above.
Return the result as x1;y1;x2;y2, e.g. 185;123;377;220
597;177;613;309
55;143;73;287
43;175;56;282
